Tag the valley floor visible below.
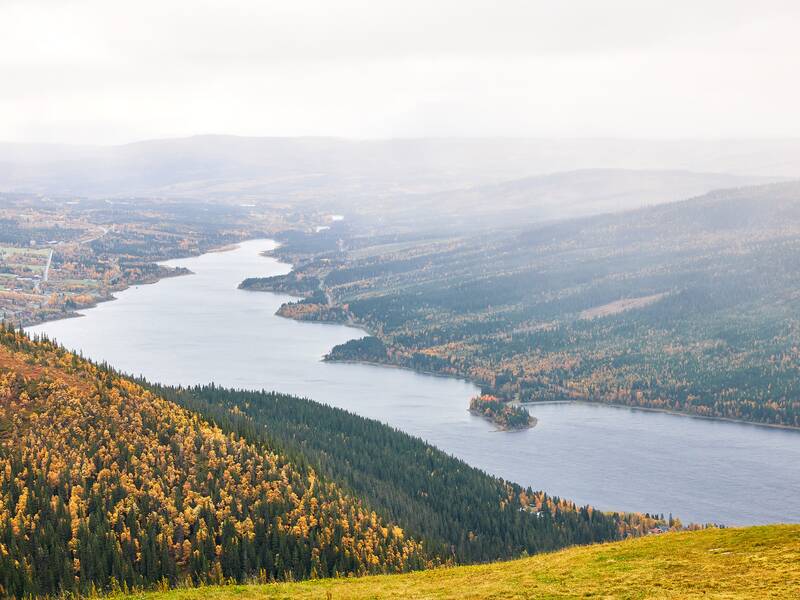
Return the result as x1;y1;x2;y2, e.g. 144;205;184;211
121;525;799;599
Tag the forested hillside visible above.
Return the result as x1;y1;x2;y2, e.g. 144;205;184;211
0;326;428;597
260;181;800;428
148;385;668;565
0;327;672;597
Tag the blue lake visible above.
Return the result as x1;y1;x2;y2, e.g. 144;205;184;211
30;239;800;526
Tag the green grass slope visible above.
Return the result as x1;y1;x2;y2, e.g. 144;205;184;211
122;525;799;599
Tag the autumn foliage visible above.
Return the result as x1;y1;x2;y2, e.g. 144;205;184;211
0;326;427;597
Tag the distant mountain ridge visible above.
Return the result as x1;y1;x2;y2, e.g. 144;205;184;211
0;136;797;202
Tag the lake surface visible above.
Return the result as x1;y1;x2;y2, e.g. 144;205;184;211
29;239;800;526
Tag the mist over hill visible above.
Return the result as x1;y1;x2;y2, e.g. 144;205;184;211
354;168;777;233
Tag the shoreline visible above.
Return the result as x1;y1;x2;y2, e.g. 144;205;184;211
322;356;480;386
276;313;800;435
256;248;800;434
19;239;250;329
23;267;195;329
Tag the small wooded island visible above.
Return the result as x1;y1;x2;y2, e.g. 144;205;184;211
469;394;537;430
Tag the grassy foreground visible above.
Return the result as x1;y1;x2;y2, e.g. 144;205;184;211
122;525;799;599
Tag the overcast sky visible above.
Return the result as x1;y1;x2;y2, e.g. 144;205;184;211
1;0;799;145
